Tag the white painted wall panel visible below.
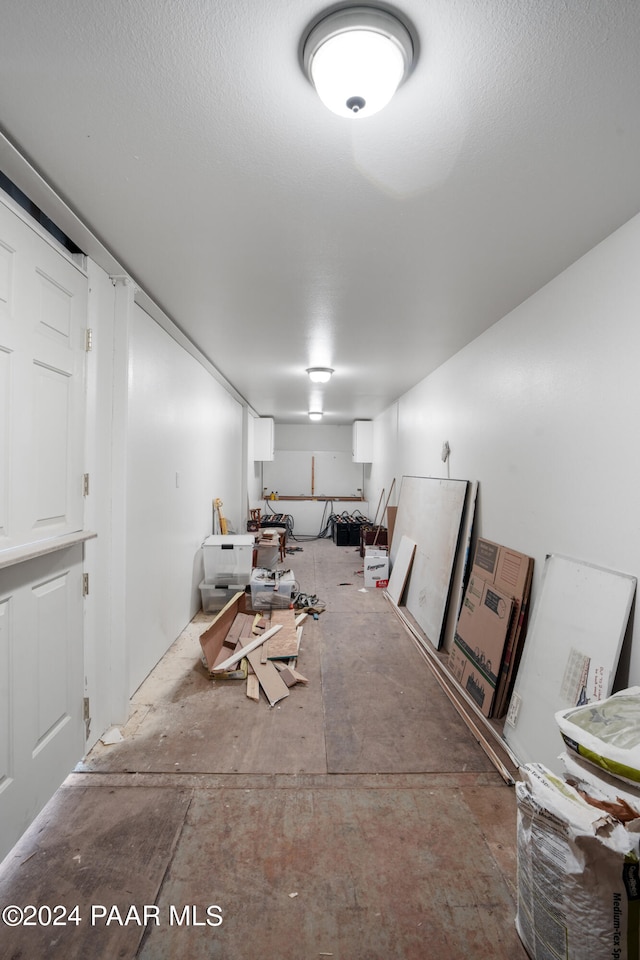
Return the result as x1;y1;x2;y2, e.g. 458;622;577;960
376;211;640;688
126;303;243;695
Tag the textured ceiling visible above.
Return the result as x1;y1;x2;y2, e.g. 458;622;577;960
1;0;640;423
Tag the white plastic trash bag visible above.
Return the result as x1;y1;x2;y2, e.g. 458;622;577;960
516;762;640;960
556;687;640;787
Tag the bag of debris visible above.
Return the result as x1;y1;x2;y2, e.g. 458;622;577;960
561;751;640;823
516;762;640;960
556;686;640;787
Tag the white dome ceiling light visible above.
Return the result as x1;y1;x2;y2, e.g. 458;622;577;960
308;411;324;421
302;6;415;119
306;366;334;383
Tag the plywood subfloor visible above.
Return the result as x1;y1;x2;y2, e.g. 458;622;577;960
0;783;190;958
0;536;527;959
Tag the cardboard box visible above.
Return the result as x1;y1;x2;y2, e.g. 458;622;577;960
470;538;534;718
364;548;389;588
199;592;249;678
448;574;514;717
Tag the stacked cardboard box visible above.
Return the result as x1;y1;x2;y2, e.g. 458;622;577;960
448;538;533;718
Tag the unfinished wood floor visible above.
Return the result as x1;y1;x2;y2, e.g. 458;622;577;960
0;536;528;960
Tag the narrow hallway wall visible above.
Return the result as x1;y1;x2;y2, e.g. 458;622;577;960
373;212;640;683
125;304;244;696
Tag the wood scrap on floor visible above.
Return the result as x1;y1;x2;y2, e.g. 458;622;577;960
198;593;310;706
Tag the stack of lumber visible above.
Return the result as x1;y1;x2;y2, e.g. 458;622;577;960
199;592;308;706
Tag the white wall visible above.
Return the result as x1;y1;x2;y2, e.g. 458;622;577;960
275;424;353;451
373;211;640;685
257;423;369;535
83;262;120;745
126;304;244;695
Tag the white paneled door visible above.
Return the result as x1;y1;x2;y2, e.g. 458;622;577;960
0;198;88;860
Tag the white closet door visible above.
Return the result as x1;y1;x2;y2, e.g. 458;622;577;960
0;546;84;858
0;198;88;860
0;199;87;548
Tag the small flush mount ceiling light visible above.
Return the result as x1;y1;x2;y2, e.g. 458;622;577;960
308;411;323;421
302;6;414;119
306;366;334;383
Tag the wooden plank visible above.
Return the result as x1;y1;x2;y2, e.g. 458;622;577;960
210;624;282;673
246;673;260;701
199;592;245;670
290;667;309;684
225;613;250;647
274;664;299;687
246;649;290;706
266;609;300;659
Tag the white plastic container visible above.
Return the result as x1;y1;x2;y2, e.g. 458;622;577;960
250;568;295;610
202;534;254;586
199;581;239;613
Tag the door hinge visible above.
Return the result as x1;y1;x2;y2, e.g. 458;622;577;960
82;573;90;597
83;697;91;739
83;473;90;497
85;328;93;352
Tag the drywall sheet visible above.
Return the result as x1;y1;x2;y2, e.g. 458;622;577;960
386;535;416;605
504;553;636;774
390;476;468;650
441;480;478;654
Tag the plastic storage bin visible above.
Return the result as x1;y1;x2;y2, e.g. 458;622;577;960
250;568;296;610
202;534;254;587
199;581;238;613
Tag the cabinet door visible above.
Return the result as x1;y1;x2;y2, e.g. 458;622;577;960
352;420;373;462
253;417;274;460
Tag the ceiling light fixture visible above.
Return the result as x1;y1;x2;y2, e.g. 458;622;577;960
302;6;414;119
306;366;334;383
308;411;323;421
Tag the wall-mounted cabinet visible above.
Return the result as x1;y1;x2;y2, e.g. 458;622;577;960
352;420;373;462
253;417;274;461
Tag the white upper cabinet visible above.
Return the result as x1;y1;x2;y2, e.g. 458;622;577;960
253;417;274;460
352;420;373;462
